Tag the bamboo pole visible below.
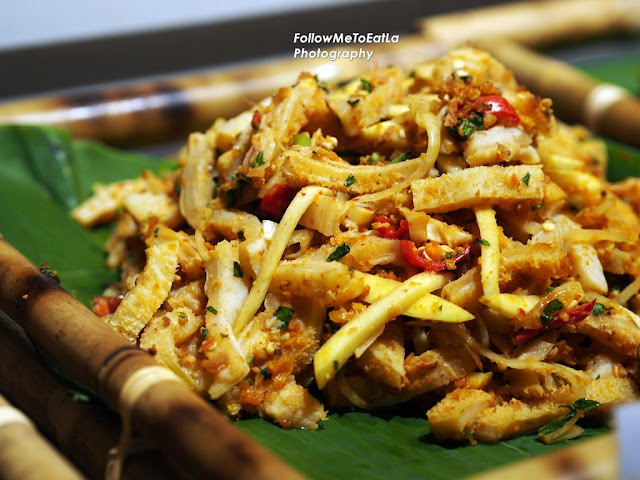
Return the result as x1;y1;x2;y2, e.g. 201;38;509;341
0;236;306;480
466;433;617;480
0;311;177;480
420;0;640;48
0;393;87;480
471;37;640;148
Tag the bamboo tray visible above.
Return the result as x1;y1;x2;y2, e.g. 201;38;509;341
1;1;640;479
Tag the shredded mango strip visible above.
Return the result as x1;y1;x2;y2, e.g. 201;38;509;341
233;186;329;335
353;271;473;322
314;272;447;389
474;206;501;298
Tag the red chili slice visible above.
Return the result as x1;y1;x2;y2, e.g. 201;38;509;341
374;215;409;239
477;95;520;126
260;184;296;219
92;295;124;317
251;110;262;129
400;240;471;272
513;299;596;345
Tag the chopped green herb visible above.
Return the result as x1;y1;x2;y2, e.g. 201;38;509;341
178;311;187;320
275;306;295;329
592;302;605;316
476;238;490;246
327;243;351;262
522;172;531;186
39;263;60;284
450;113;484;140
370;152;382;163
538;398;601;435
545;285;555;293
233;261;243;278
247;356;254;364
237;230;245;240
360;78;372;92
251;151;265;167
591;302;612;316
71;391;91;403
202;328;209;339
333;360;340;372
220;333;228;338
389;152;408;164
344;174;357;186
464;428;476;445
347;98;360;106
293;134;312;146
540;299;564;326
260;366;272;380
531;201;546;211
237;172;251;183
206;306;218;315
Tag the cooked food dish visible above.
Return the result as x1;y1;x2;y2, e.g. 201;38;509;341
72;48;640;444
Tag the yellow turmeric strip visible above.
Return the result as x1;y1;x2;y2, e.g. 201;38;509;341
474;206;500;298
233;186;329;335
314;272;446;389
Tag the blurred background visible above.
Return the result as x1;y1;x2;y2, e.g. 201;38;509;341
0;0;520;100
1;0;639;151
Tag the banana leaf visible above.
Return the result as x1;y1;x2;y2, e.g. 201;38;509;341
0;56;637;478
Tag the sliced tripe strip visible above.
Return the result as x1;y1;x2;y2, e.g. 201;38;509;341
280;148;421;195
269;259;366;306
179;132;215;229
122;192;182;228
428;388;498;441
314;272;448;389
233;185;329;335
202;240;250;399
71;178;147;227
108;239;179;343
475;205;501;298
412;164;544;213
139;308;202;392
352;271;472;322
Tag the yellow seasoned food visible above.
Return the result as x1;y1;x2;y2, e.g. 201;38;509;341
74;47;640;441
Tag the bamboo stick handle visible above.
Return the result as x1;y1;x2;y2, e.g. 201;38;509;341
420;0;640;47
0;237;305;480
0;313;177;480
0;394;87;480
471;37;640;148
467;433;617;480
